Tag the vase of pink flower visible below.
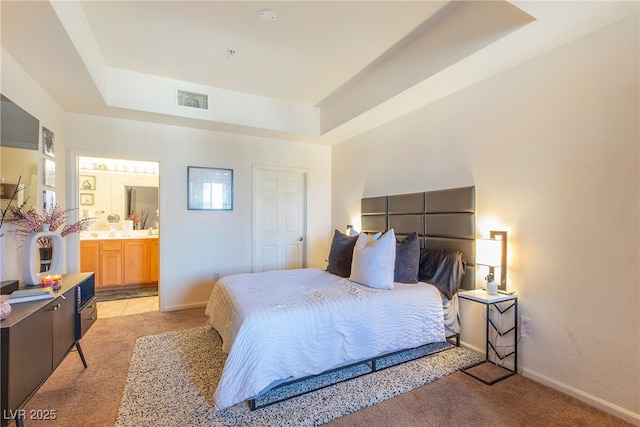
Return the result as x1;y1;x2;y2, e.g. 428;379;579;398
10;205;95;279
10;205;93;247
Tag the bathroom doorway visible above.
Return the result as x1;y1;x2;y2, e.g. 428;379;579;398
77;156;160;317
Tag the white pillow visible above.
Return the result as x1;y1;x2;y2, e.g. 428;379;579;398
349;229;396;290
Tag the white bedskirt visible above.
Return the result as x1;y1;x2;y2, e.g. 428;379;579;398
205;268;445;410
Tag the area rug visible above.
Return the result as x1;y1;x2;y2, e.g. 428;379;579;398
115;327;484;427
96;286;158;302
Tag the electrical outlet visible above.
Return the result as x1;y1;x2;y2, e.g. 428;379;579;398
521;316;532;336
214;272;220;280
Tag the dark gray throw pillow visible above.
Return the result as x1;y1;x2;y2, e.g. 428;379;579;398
394;232;420;284
326;230;358;277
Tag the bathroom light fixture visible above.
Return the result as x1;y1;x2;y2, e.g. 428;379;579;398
79;157;158;175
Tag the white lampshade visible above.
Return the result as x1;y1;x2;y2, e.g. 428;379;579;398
476;238;502;267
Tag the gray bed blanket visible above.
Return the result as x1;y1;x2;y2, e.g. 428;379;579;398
418;248;466;300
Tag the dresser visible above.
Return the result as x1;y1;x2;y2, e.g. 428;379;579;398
0;273;96;427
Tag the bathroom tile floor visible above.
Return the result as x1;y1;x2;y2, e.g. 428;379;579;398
97;296;159;318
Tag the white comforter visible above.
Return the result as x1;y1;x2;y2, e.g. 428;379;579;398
205;268;445;410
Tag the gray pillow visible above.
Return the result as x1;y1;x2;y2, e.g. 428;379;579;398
326;230;358;277
394;232;420;283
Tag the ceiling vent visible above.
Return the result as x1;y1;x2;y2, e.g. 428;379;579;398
177;90;208;110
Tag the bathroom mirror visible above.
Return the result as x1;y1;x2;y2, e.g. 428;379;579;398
79;156;159;231
125;185;159;229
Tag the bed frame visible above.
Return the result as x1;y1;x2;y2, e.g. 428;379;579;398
247;186;476;410
247;340;454;410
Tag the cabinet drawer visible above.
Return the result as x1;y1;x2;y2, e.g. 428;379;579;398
77;298;98;339
101;240;123;251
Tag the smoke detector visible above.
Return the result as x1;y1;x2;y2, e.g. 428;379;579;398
260;9;276;21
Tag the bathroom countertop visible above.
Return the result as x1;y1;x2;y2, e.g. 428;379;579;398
80;232;159;241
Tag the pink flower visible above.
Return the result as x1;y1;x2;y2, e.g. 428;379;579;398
10;205;95;248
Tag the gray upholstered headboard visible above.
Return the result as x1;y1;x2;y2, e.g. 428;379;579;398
360;186;476;290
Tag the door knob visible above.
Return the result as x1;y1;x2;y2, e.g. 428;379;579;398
298;237;304;241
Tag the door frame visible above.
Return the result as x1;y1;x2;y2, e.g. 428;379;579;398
251;164;308;272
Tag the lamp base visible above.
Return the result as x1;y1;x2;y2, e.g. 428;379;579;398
487;282;498;295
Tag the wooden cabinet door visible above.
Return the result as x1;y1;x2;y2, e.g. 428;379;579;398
4;308;52;411
51;287;76;368
80;241;101;287
100;241;123;287
124;240;149;285
149;239;159;283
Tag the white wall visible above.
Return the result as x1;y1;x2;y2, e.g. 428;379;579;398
332;15;639;423
64;114;332;311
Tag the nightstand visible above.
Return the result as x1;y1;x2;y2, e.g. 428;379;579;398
458;289;518;384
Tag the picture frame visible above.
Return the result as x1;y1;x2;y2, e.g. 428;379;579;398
187;166;233;210
43;190;56;212
1;183;23;221
42;126;55;157
80;193;94;206
1;183;17;201
43;158;55;187
80;175;96;191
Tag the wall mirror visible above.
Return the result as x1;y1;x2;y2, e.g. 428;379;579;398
1;94;40;216
78;156;159;231
126;185;159;229
187;166;233;210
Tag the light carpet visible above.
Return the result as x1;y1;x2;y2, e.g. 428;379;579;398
115;326;484;427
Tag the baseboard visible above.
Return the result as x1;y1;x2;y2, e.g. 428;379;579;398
459;341;484;355
160;300;207;312
521;367;640;426
459;340;639;425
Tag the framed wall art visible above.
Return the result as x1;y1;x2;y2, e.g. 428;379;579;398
43;190;56;212
80;193;94;206
80;175;96;191
43;158;55;187
187;166;233;210
42;126;55;157
1;183;17;201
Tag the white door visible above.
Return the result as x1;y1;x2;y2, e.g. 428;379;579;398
253;167;307;272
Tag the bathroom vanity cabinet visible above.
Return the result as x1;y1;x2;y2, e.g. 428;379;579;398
80;237;158;288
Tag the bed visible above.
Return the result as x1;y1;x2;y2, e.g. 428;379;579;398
205;186;476;410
